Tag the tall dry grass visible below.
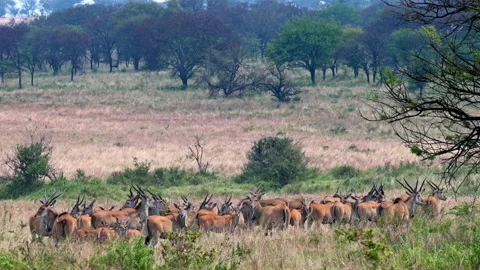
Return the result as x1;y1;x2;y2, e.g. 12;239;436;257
0;71;419;178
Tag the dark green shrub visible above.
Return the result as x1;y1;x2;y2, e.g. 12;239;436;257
107;158;215;187
330;165;358;179
160;230;246;270
235;136;309;188
5;135;54;187
89;238;154;270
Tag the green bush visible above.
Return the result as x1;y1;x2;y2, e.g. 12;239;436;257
5;136;54;187
89;238;154;270
160;230;246;270
107;158;215;187
330;165;358;179
235;136;309;188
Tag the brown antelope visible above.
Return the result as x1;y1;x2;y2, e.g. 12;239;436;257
145;203;188;247
331;192;355;225
197;196;242;233
378;179;426;222
250;196;290;235
77;199;96;229
51;196;84;246
288;199;309;228
29;192;62;237
113;218;142;241
321;187;342;203
91;185;149;230
307;201;335;226
421;180;447;218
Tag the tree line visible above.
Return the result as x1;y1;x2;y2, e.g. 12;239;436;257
0;0;429;101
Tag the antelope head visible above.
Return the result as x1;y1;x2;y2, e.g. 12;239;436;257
121;187;139;210
199;193;213;210
219;195;233;215
70;196;85;216
396;178;426;218
148;190;168;215
181;195;194;212
173;202;188;229
427;180;447;201
35;192;62;219
83;199;96;215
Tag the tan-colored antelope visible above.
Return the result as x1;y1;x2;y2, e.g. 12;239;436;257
51;196;84;246
378;179;426;222
29;192;62;237
77;199;96;229
288;199;309;228
250;196;290;235
113;218;142;241
307;201;334;226
197;196;242;233
420;180;447;218
145;203;188;247
321;187;342;203
331;192;355;225
91;185;149;230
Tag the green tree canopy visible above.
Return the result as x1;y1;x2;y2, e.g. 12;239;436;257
267;17;343;84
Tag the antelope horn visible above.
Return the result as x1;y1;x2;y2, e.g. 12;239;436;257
419;177;426;192
403;178;414;193
427;180;435;189
202;193;209;204
207;194;213;203
414;178;419;192
129;186;134;197
396;179;412;193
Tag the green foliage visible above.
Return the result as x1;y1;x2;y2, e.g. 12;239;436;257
89;238;154;270
330;165;358;179
267;17;343;84
5;139;53;187
236;136;309;188
410;145;424;156
335;228;392;269
107;157;215;187
160;230;245;270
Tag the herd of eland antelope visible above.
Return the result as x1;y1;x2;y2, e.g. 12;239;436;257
29;178;447;247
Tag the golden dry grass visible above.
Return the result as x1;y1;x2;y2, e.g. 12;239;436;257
0;71;419;178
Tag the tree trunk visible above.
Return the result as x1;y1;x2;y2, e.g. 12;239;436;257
30;68;34;86
331;65;336;78
1;72;4;84
180;73;188;88
18;67;22;89
322;67;327;81
71;63;75;81
363;67;370;83
309;68;316;85
133;58;139;71
353;67;359;78
109;56;113;72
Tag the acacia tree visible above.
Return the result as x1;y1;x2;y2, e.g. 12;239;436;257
60;29;90;81
267;17;342;84
367;0;480;191
1;24;29;89
140;12;235;87
22;29;44;86
202;46;264;97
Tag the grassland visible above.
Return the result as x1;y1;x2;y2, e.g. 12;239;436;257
0;70;418;178
0;68;477;269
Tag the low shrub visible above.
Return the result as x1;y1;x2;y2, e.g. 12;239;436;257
235;136;309;188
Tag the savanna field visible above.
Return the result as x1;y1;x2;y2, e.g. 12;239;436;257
0;68;478;270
